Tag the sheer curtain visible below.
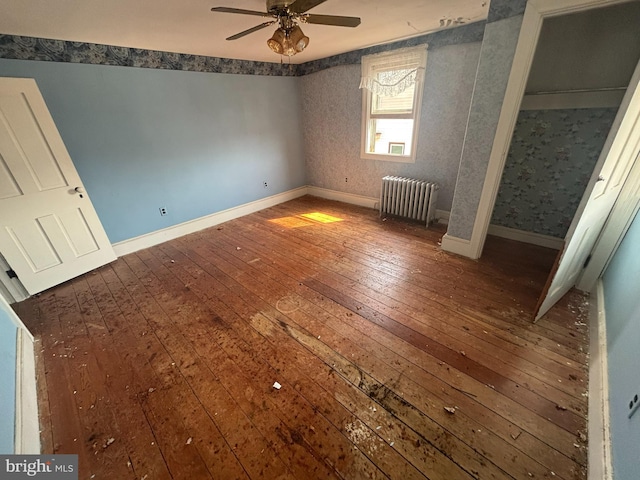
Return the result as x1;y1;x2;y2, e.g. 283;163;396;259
359;45;428;97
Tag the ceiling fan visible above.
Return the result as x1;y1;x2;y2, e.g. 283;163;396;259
211;0;361;57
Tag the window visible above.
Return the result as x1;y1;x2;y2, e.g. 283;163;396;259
360;46;427;163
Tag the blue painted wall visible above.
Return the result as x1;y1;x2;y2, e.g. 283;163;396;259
602;209;640;480
0;301;17;454
0;59;306;243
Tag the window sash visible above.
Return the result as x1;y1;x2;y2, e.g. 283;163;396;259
371;82;416;116
360;45;427;162
369;112;414;120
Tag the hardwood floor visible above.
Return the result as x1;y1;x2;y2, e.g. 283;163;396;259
14;196;589;480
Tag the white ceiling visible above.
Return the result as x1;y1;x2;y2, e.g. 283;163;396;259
0;0;489;64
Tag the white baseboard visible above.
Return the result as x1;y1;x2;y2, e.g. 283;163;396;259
435;210;450;225
439;215;563;256
440;233;475;258
111;187;564;259
487;224;563;250
588;280;613;480
112;186;308;256
14;328;39;454
306;186;378;209
521;89;625;110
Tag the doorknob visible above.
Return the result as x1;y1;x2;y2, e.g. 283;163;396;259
74;186;85;193
597;175;605;182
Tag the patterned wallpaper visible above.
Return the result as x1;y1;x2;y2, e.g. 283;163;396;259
447;14;523;240
300;42;482;212
491;107;618;238
297;22;485;76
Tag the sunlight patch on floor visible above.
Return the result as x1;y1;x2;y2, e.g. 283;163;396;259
269;212;344;228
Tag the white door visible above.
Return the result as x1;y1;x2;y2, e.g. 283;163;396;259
0;77;116;296
535;62;640;320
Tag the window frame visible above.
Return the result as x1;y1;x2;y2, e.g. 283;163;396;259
360;46;428;163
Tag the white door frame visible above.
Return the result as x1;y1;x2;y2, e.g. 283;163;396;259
466;0;638;260
0;254;28;304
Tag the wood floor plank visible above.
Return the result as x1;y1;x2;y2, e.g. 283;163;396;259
160;238;475;480
176;228;585;477
95;265;249;480
246;206;588;359
256;199;587;351
126;252;352;480
134;245;423;480
16;196;589;480
223;217;587;402
113;257;297;480
190;225;585;476
77;272;195;480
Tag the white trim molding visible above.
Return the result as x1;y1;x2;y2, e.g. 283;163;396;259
440;234;473;257
111;185;564;260
14;329;39;454
0;293;39;454
435;210;450;225
487;224;563;250
306;186;378;209
113;187;308;257
467;0;636;261
521;89;626;110
588;280;613;480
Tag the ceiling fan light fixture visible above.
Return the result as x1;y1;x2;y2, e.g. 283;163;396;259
267;27;287;54
288;25;309;53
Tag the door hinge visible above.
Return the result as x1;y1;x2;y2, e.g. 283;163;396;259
6;268;18;279
583;254;592;269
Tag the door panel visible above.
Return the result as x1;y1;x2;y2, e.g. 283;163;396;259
0;154;22;199
0;78;116;295
0;92;68;192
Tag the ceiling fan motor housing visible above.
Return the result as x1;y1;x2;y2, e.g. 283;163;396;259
267;0;295;13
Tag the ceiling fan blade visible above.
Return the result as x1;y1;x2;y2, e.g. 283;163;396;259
226;21;275;40
211;7;270;17
304;13;361;27
288;0;327;14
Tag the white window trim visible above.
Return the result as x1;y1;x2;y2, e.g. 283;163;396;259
360;45;428;163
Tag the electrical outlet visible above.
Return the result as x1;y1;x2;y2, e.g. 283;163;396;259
263;181;268;188
345;177;348;182
629;393;640;419
159;207;167;216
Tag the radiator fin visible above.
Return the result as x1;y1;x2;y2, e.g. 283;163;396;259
379;176;439;227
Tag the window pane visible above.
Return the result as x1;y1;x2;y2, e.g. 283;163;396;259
371;70;415;115
367;118;414;155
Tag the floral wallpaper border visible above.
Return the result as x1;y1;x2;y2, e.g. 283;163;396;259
0;20;485;77
0;35;298;76
488;0;528;23
297;21;485;76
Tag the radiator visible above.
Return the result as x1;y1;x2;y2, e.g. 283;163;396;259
379;176;439;227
